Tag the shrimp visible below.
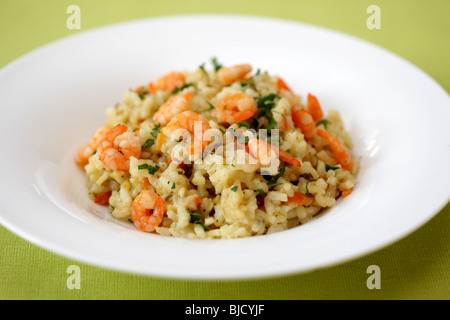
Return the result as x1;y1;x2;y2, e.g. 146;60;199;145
307;93;324;122
276;77;300;107
248;139;301;167
75;126;109;166
98;124;141;171
215;93;257;124
217;64;252;85
153;92;194;126
131;189;164;232
162;110;212;155
291;108;317;139
148;71;186;93
316;128;353;171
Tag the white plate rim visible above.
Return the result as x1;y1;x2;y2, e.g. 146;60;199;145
0;13;449;280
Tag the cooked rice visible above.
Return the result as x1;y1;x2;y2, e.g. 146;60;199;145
79;60;359;239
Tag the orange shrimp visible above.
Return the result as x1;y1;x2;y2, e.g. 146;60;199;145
217;64;252;85
248;139;301;167
162;110;212;155
316;128;353;171
131;189;164;232
153;92;194;126
291;108;317;139
307;93;324;122
276;77;293;93
276;77;300;107
75;126;109;166
148;71;185;93
215;93;257;124
98;124;141;171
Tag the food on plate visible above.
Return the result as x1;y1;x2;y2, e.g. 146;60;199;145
76;58;359;238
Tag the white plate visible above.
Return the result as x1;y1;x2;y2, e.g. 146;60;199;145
0;14;449;280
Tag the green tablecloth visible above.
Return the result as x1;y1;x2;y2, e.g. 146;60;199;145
1;0;449;300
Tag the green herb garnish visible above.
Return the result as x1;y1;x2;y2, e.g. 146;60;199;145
325;163;341;171
138;163;160;175
151;123;161;138
237;122;250;129
142;138;155;149
264;115;278;131
231;185;238;192
195;221;209;231
189;213;209;231
171;182;176;190
257;93;280;118
137;86;148;100
211;57;222;71
305;182;310;195
256;189;266;196
172;83;192;94
265;167;286;187
316;119;329;129
189;213;203;223
199;63;208;77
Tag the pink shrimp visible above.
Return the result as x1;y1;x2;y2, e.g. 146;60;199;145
153;92;194;126
162;110;212;155
215;92;257;124
131;189;164;232
217;64;252;85
98;124;141;171
75;126;109;166
307;93;324;122
248;138;301;167
148;71;186;93
291;108;317;139
316;128;353;171
276;77;300;107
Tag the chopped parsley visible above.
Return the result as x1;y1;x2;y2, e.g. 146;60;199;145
325;163;341;171
316;119;329;128
189;212;208;231
172;83;193;94
151;123;161;138
211;57;222;71
231;185;238;192
189;212;203;223
256;189;266;196
138;163;159;175
240;79;255;92
237;122;250;129
256;94;280;131
305;182;310;195
142;138;155;149
264;115;278;131
137;86;148;100
171;182;176;190
199;63;208;77
265;167;286;187
257;94;280;118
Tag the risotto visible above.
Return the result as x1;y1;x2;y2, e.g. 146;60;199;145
75;59;359;239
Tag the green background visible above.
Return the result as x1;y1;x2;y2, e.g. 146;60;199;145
1;0;449;300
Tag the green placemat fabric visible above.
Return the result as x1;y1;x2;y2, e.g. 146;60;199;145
0;0;449;300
